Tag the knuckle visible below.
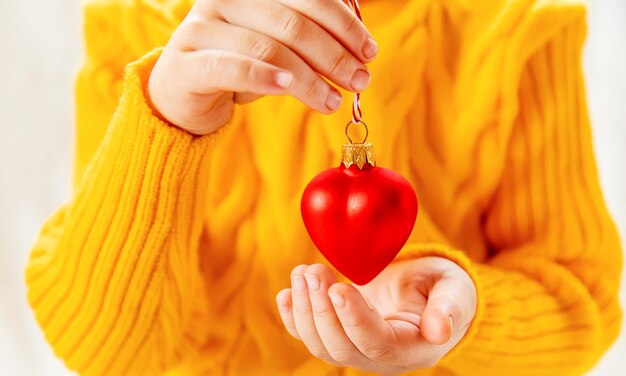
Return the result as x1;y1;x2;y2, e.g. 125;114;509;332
345;15;361;35
291;264;308;278
171;24;195;48
307;346;332;362
202;51;221;74
292;303;312;316
328;49;351;77
282;13;306;41
182;17;207;38
249;39;279;63
303;78;321;98
364;344;393;361
240;59;255;79
338;313;362;329
306;263;329;277
329;348;357;364
311;302;333;316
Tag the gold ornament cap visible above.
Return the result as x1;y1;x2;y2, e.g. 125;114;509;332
342;142;376;169
342;120;375;169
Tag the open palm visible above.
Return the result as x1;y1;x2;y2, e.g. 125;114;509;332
276;257;477;374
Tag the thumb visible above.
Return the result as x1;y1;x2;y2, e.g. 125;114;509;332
419;279;464;345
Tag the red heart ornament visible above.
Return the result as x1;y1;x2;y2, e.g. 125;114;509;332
301;156;418;285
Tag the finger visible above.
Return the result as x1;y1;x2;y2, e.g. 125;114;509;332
218;0;371;92
181;20;343;113
420;278;464;345
181;50;293;95
276;0;377;62
276;288;300;340
291;265;340;366
305;264;383;369
328;282;401;364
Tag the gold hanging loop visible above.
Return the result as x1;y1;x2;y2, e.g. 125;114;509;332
345;120;369;144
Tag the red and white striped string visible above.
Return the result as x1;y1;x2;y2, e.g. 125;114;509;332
347;0;363;124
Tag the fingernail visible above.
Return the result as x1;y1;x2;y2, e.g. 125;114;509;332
292;275;307;292
329;291;345;307
274;71;293;88
361;37;378;59
350;69;370;92
304;274;320;291
325;90;342;111
448;316;454;331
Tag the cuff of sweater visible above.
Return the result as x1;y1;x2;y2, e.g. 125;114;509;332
115;46;229;147
393;243;484;362
75;47;231;197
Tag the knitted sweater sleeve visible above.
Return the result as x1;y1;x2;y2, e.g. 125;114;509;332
24;47;222;374
396;9;622;376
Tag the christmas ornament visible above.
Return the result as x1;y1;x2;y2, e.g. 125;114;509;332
301;121;418;285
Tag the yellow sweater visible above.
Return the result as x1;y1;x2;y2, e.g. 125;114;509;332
25;0;622;374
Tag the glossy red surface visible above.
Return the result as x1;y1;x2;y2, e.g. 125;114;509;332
301;163;418;285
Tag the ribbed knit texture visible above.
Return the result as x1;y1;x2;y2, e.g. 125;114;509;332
25;0;621;375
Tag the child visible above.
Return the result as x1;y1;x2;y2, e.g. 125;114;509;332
26;0;622;374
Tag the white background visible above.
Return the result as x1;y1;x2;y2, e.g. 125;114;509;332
0;0;624;374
